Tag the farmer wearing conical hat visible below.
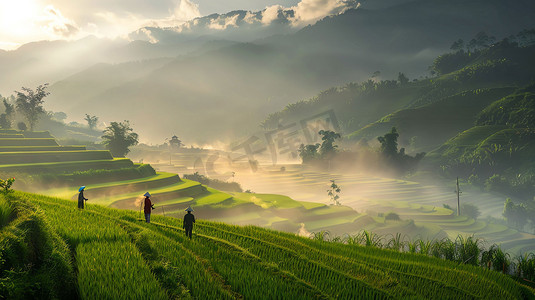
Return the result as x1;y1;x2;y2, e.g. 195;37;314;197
78;186;88;209
183;206;195;239
143;192;155;223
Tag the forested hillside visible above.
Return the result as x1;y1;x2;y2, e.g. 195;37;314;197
263;35;535;202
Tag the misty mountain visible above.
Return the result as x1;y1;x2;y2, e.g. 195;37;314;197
32;0;535;145
129;10;298;44
0;35;243;96
128;0;361;44
0;0;358;96
260;0;535;77
0;36;128;96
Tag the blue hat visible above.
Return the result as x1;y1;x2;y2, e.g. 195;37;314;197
144;192;151;197
79;186;85;192
185;206;194;212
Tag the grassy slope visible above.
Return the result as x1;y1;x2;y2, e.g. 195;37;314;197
1;191;533;299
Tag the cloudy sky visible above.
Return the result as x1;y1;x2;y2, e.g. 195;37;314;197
0;0;303;50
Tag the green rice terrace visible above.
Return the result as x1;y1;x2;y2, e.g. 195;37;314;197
5;129;533;256
2;130;535;298
1;191;534;299
0;130;361;235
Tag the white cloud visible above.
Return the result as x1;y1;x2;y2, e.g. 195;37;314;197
168;0;358;34
262;0;359;27
290;0;358;25
208;14;240;30
262;5;283;25
88;0;201;40
139;28;159;43
173;0;201;22
0;0;356;49
243;11;259;25
0;0;202;49
39;5;80;38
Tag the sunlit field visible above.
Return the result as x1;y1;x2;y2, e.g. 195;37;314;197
2;191;532;299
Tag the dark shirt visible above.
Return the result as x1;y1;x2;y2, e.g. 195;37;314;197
183;213;195;228
78;191;87;202
144;198;152;214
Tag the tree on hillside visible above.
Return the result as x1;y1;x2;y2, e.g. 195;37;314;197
461;203;481;220
52;111;67;122
298;143;320;163
15;84;49;131
450;39;465;52
517;29;535;47
503;198;528;230
467;31;496;52
378;127;400;158
84;114;99;130
377;127;425;173
0;99;15;129
0;115;8;129
3;99;14;120
319;130;341;157
397;72;409;85
17;122;27;131
371;70;381;80
101;120;139;157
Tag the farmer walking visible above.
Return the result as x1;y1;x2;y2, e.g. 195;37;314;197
183;206;195;239
144;192;155;223
78;186;88;209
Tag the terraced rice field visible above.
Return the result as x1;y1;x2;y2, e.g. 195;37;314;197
230;164;535;254
4;130;533;254
0;130;363;238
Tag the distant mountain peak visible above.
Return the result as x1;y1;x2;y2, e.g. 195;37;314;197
129;0;360;43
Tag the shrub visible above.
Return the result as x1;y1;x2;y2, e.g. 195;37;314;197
16;122;27;131
384;212;401;221
0;177;15;194
461;203;481;220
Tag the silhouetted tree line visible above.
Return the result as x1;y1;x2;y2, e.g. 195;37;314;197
377;127;425;173
298;128;424;174
432;28;535;76
298;130;341;165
